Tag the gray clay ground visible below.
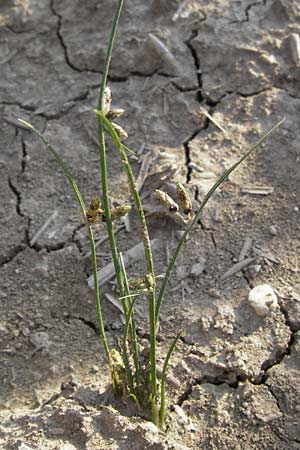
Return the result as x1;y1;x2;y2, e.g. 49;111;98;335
1;0;300;449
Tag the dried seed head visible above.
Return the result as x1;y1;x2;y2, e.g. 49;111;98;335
110;348;124;370
176;182;192;216
102;205;131;222
155;189;179;212
111;122;128;139
86;197;103;223
129;277;148;291
104;86;112;115
107;108;125;119
89;197;102;210
128;274;155;293
145;274;155;290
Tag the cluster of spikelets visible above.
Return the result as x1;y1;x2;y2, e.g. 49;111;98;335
87;86;193;228
86;198;131;224
155;183;192;223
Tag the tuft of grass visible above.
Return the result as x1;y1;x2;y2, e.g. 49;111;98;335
15;0;284;429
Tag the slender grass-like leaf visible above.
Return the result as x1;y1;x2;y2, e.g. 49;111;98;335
96;108;158;424
16;117;114;380
155;117;285;324
17;118;87;218
97;0;125;299
119;253;140;387
159;330;183;429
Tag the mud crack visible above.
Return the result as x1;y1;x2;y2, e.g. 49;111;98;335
8;177;23;217
21;136;28;173
50;0;84;73
54;313;100;337
244;1;265;22
177;375;238;407
177;299;295;407
229;1;265;24
183;129;203;183
185;31;203;103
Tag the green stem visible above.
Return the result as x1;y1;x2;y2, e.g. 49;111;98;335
97;0;124;113
155;117;285;324
119;253;141;386
100;114;155;275
117;144;158;424
88;225;113;369
122;295;138;394
97;0;124;296
94;110;158;423
159;330;182;429
149;290;158;425
16;118;114;379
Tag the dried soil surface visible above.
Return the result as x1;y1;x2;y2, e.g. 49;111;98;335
1;1;300;449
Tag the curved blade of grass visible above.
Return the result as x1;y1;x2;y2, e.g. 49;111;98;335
155;117;285;324
17;118;87;218
96;0;125;299
159;330;183;429
17;117;115;383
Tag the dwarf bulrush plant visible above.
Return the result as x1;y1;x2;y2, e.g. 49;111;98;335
17;0;283;428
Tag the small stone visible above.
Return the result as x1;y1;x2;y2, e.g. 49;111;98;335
175;230;186;240
190;258;206;277
30;331;50;349
247;264;262;279
50;427;65;436
111;319;123;330
69;375;80;387
0;425;8;437
207;288;220;298
60;444;77;450
174;405;188;424
139;421;159;434
21;327;30;337
248;284;278;317
176;265;189;281
269;225;277;236
294;206;299;212
17;444;36;450
187;422;198;432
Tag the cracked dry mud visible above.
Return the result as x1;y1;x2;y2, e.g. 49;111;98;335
1;0;300;449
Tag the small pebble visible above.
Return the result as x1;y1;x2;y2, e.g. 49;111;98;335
176;265;189;281
288;33;300;66
90;365;99;374
294;206;299;212
29;331;50;349
111;320;123;330
248;284;278;317
175;230;186;240
190;258;206;277
187;422;198;432
139;421;159;434
50;427;65;436
174;405;188;424
21;327;30;337
18;444;35;450
60;444;77;450
247;264;262;279
269;225;277;236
